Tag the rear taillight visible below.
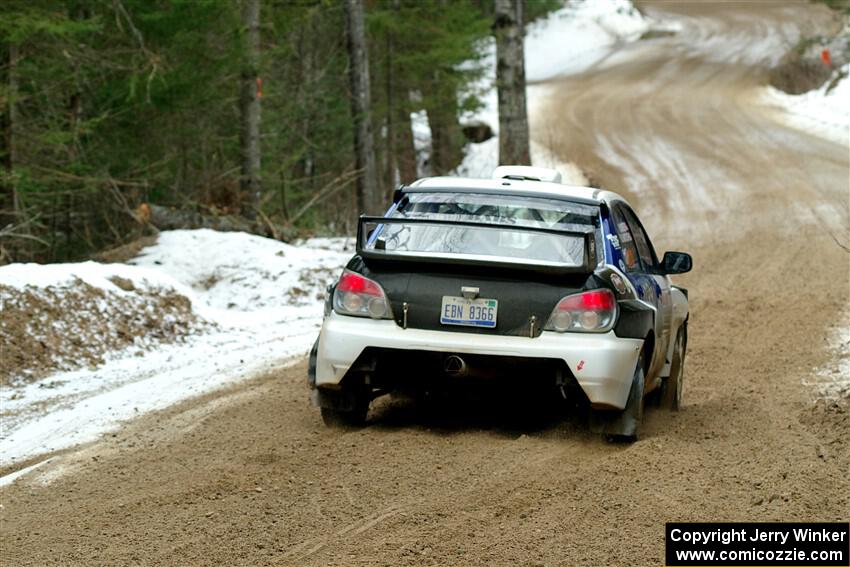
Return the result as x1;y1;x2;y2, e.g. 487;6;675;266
544;289;617;333
333;270;393;319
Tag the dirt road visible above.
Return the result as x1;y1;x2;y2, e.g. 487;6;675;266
2;2;848;565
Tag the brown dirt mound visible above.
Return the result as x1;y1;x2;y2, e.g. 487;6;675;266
0;279;208;386
769;30;849;94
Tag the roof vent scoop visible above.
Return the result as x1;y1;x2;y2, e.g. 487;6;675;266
492;165;562;184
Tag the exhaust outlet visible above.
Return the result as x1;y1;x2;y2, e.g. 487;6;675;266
443;355;468;377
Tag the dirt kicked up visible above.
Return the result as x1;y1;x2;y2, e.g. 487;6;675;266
1;1;848;565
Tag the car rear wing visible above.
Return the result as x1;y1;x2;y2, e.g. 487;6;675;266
356;215;598;275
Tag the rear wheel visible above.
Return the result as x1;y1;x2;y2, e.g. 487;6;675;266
660;327;686;411
316;384;370;428
320;404;368;428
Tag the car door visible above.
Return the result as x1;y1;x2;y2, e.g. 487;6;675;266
611;203;672;386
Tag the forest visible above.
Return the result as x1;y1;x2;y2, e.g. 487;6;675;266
0;0;558;263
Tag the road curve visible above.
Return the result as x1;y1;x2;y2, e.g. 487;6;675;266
1;3;848;565
532;1;847;243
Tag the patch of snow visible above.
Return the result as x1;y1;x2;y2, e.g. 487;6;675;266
411;109;433;177
28;459;77;487
0;458;52;488
804;310;850;401
1;230;351;467
451;137;497;179
0;343;305;466
525;0;660;82
131;230;347;321
758;65;850;146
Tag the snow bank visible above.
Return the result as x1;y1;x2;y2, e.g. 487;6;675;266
453;0;664;181
0;230;351;467
758;65;850;146
525;0;657;82
0;259;189;292
131;230;351;324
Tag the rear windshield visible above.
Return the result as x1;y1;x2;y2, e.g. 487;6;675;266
365;192;601;267
395;192;599;232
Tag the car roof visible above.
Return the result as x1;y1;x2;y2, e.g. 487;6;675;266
405;176;630;208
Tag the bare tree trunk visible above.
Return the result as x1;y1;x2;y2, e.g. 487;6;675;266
344;0;381;215
240;0;262;215
494;0;530;166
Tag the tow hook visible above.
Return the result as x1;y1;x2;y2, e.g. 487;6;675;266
443;355;468;377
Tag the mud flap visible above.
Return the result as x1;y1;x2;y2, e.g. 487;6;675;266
590;362;645;441
307;338;319;388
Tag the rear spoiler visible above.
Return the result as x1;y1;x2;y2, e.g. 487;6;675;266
356;215;598;275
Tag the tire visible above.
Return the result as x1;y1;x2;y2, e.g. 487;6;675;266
660;327;685;411
591;352;646;442
307;338;319;388
321;404;368;428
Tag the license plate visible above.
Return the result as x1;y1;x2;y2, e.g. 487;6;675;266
440;296;498;328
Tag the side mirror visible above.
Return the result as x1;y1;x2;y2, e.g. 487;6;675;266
661;251;692;275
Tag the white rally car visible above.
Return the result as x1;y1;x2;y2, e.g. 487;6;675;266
308;166;692;440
